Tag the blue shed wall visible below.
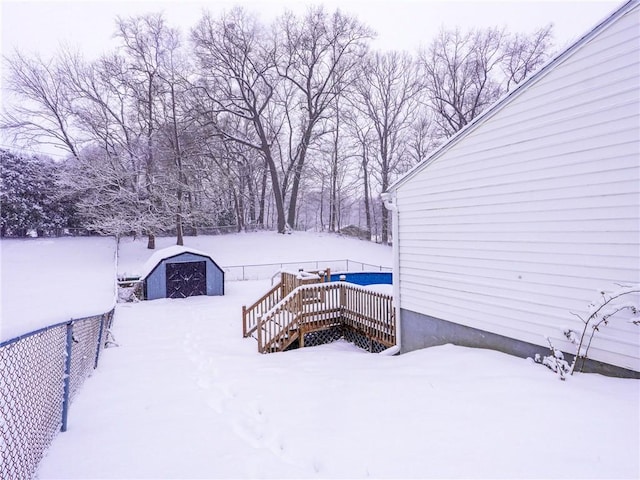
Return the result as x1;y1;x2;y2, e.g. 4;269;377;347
145;252;224;300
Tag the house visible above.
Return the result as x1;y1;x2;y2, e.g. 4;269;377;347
140;246;225;300
383;0;640;376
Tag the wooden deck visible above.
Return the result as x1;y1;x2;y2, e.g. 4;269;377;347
242;272;395;354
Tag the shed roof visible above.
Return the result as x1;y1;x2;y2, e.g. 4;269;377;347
140;245;216;280
386;0;637;193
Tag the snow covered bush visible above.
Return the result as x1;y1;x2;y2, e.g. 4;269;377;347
534;337;571;380
0;149;78;236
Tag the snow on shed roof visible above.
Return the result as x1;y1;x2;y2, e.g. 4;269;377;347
139;245;215;280
386;0;638;193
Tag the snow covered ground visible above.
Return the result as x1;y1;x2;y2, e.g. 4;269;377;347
2;233;638;478
0;232;388;342
0;236;117;341
116;231;393;279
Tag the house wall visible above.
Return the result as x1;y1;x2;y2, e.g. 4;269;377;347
401;309;640;378
145;252;224;300
394;4;640;372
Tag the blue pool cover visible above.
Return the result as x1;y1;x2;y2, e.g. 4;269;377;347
327;271;392;286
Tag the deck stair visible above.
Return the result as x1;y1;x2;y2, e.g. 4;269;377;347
242;270;395;354
242;270;327;340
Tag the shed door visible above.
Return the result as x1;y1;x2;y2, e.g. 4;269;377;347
166;261;206;298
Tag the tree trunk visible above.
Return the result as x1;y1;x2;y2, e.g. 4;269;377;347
330;150;338;232
147;233;156;249
262;149;286;233
362;152;372;240
330;107;340;233
233;178;244;233
258;164;268;227
176;212;184;246
286;128;313;229
247;167;256;225
170;81;184;247
319;178;325;232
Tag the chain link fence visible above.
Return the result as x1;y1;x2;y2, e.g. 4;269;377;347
0;309;114;480
223;259;392;281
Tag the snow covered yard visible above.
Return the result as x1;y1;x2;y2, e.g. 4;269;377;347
37;290;640;479
2;233;638;478
116;231;393;279
0;236;116;341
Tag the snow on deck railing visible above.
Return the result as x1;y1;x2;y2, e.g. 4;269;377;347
0;309;116;480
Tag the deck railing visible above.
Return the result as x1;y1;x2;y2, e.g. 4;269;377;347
256;282;395;354
342;284;396;347
242;271;327;338
281;271;324;296
242;282;282;338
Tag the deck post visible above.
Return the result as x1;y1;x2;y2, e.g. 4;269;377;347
298;289;304;348
242;306;247;337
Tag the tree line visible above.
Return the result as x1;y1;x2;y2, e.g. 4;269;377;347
1;6;553;247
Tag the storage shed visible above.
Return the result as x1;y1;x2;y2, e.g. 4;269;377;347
383;0;640;377
140;246;224;300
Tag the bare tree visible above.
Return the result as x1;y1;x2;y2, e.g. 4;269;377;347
3;5;555;244
54;50;161;240
420;25;554;139
502;24;553;91
420;27;506;139
2;51;81;158
114;13;177;248
154;26;192;245
343;107;375;238
275;7;372;229
61;14;196;247
351;50;424;244
191;8;289;233
406;112;437;165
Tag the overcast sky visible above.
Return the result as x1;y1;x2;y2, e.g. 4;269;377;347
1;0;622;56
0;0;623;156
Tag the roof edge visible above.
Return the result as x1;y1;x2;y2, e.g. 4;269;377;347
387;0;638;193
140;246;222;280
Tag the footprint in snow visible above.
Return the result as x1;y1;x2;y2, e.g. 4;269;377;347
184;332;299;466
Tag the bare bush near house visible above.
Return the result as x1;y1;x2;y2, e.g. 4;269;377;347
536;285;640;379
566;285;640;375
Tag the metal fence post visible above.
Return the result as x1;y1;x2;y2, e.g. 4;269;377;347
61;321;73;432
94;314;105;369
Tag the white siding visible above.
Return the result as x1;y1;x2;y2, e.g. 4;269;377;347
395;4;640;371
